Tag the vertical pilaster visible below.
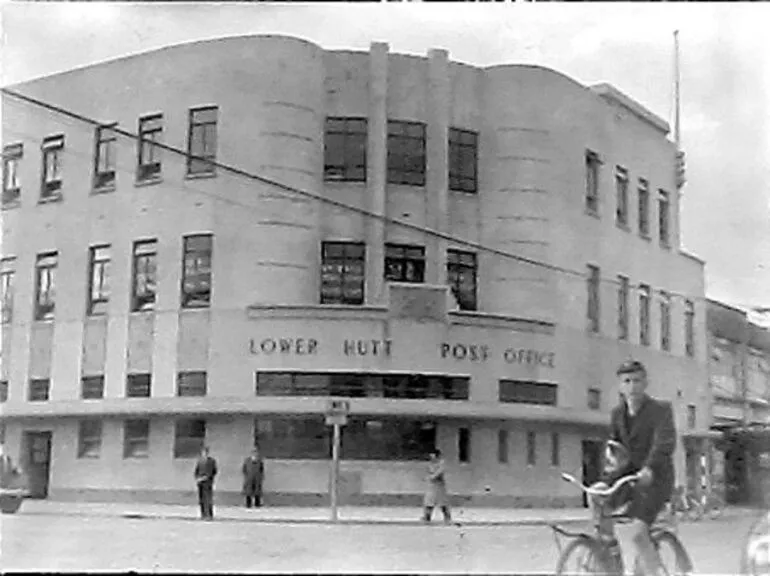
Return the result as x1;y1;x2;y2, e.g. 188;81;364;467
365;42;388;305
426;49;450;286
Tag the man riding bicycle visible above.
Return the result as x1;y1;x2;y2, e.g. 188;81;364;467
597;360;677;576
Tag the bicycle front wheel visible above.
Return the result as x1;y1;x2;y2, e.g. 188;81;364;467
654;530;694;576
555;536;615;575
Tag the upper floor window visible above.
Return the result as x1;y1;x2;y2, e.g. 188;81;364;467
81;375;105;400
685;299;695;357
34;252;57;321
28;378;50;402
132;239;157;312
499;380;558;406
93;124;117;191
447;249;477;311
615;166;629;227
0;381;7;403
638;178;650;237
660;290;671;351
448;128;478;193
1;257;15;324
687;404;696;429
658;189;671;247
177;371;207;397
586;264;600;333
41;135;64;199
2;143;22;206
387;121;425;186
187;106;217;176
585;150;601;215
587;387;601;410
137;114;163;182
617;275;629;341
384;244;425;283
126;373;151;398
182;234;212;308
639;283;651;346
324;117;366;182
320;242;365;305
88;245;111;316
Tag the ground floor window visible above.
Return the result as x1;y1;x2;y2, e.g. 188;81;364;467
123;419;149;458
174;419;206;458
77;420;102;459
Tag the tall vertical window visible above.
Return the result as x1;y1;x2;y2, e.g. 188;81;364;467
77;420;102;459
34;252;57;321
123;419;150;459
526;431;537;466
93;124;117;190
585;150;600;214
551;432;560;467
0;381;7;403
41;135;64;199
615;166;629;227
320;242;365;305
187;106;218;176
587;264;600;333
685;299;695;357
617;275;629;341
447;250;477;311
181;234;213;308
687;404;697;429
587;388;601;410
174;418;206;458
324;117;366;182
88;245;111;316
137;114;163;182
384;244;425;283
1;258;15;324
658;189;670;247
448;128;478;193
132;240;157;312
458;427;471;463
387;121;426;186
638;179;650;237
639;284;651;346
2;143;22;206
498;429;509;464
660;290;671;352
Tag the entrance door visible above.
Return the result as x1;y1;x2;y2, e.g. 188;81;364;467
581;440;603;508
23;431;52;499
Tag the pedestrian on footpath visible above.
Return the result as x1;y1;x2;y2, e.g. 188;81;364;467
241;445;264;508
422;448;452;524
194;445;218;521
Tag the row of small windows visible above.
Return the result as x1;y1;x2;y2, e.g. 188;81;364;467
0;373;557;406
73;416;563;466
585;151;672;247
586;264;696;356
1;113;478;207
0;240;476;322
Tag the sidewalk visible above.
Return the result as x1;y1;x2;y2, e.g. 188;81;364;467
11;499;759;527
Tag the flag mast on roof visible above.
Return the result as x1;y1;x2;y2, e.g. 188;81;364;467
674;30;686;191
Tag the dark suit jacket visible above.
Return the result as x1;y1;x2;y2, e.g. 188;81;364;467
609;395;676;491
194;456;218;485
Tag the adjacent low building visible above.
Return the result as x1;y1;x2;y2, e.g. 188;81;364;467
0;36;708;507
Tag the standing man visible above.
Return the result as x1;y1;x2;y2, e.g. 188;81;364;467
242;446;265;508
194;445;218;521
0;444;22;489
422;449;452;524
604;360;677;576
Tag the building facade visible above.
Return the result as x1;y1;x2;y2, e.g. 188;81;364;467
708;300;770;505
0;36;708;507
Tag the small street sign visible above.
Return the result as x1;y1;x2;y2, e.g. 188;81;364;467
325;413;348;427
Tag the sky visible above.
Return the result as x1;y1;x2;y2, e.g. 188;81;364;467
1;2;768;318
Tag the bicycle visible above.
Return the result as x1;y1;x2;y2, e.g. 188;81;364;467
550;472;694;575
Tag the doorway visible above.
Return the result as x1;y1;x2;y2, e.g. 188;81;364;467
581;440;603;508
23;431;52;499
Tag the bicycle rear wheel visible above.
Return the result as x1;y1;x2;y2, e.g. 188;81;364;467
555;536;614;575
654;530;694;576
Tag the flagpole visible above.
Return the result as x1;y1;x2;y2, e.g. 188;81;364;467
674;30;681;149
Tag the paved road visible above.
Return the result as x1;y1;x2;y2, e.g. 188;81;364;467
1;511;758;573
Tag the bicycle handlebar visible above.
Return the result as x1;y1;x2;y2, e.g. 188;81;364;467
560;472;640;497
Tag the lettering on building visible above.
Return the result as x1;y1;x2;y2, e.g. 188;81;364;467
503;348;555;368
440;342;490;362
249;338;318;355
343;339;393;357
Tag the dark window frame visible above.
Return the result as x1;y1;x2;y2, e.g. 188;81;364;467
0;380;8;403
320;242;365;305
28;378;50;402
126;373;151;398
93;124;117;191
685;299;695;357
499;380;558;406
255;416;331;460
81;375;105;400
177;371;207;397
497;429;509;464
387;120;426;186
40;135;64;199
1;257;15;324
34;252;57;321
384;243;425;283
77;420;103;459
341;418;436;461
587;264;600;333
526;431;537;466
658;189;671;248
131;239;157;312
137;114;163;182
181;234;213;309
585;150;601;215
638;178;650;237
324;117;367;182
123;419;150;459
458;426;471;463
615;166;629;227
88;245;111;316
173;418;206;459
639;284;651;346
617;275;629;341
448;127;478;193
447;249;477;311
551;432;560;467
687;404;696;429
587;387;601;410
187;106;218;176
2;143;22;206
660;290;672;352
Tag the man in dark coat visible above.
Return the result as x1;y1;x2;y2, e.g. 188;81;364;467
241;446;264;508
604;360;677;576
194;445;218;520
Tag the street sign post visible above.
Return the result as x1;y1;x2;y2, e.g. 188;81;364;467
326;400;350;522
